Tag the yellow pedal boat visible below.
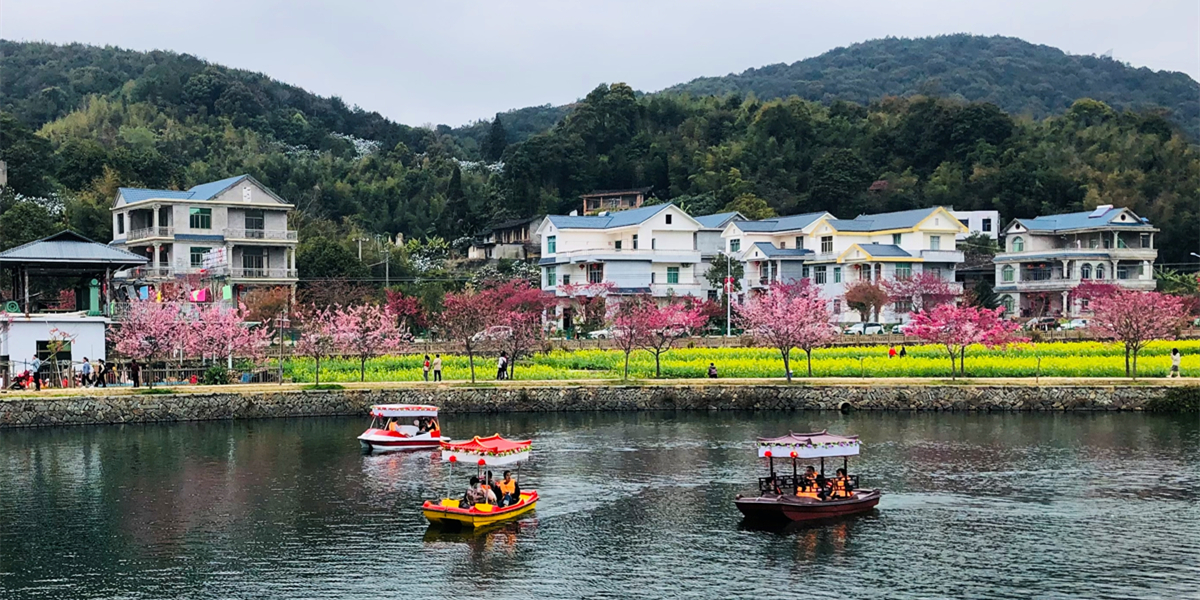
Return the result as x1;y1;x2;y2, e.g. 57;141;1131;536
423;490;539;528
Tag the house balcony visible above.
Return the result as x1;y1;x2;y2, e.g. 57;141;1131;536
550;248;701;264
223;228;298;242
229;267;298;280
649;282;702;297
919;250;964;263
995;247;1157;263
126;227;174;242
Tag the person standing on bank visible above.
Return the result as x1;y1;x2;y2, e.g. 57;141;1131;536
432;354;443;382
30;354;42;391
422;355;431;381
496;353;508;380
129;359;141;388
80;357;93;387
1169;348;1182;378
98;359;109;388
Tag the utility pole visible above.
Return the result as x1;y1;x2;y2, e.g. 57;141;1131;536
725;251;732;338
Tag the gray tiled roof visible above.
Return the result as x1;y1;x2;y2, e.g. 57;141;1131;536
118;175;249;204
0;231;149;265
854;243;912;258
1012;207;1154;232
693;211;744;229
546;204;671;229
734;211;829;233
752;242;813;259
828;207;949;232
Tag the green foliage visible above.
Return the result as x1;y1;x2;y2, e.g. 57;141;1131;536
970;279;1001;310
705;252;744;294
0;198;61;250
138;387;176;395
202;365;234;385
303;383;345;390
723;194;776;220
297;237;369;279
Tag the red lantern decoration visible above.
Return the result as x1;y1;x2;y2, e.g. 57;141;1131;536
764;450;773;458
478;459;486;466
448;455;457;463
790;451;797;458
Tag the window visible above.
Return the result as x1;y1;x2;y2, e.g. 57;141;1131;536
1096;264;1105;280
707;290;718;301
892;233;902;245
1089;237;1099;249
894;263;912;280
1002;265;1015;282
814;266;827;284
665;214;673;225
1012;236;1024;252
547;236;556;253
36;340;72;363
190;247;207;268
730;239;741;253
820;236;833;253
894;299;914;313
651;238;657;250
1001;295;1015;314
546;266;556;287
833;267;842;283
832;300;841;315
1081;264;1092;279
928;266;942;279
802;266;810;280
982;218;992;232
1140;233;1151;248
562;274;570;286
245;209;265;232
1103;237;1113;249
633;234;639;250
929;235;941;251
189;207;212;230
667;267;679;284
779;242;786;249
587;263;603;284
1117;236;1127;249
651;271;656;284
242;247;266;275
795;236;804;250
614;240;622;250
117;214;125;235
1117;265;1129;280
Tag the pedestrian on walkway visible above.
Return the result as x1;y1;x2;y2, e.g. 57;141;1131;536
1169;348;1182;378
130;359;141;388
81;357;93;387
496;353;508;380
432;355;443;382
422;355;431;382
98;359;109;388
30;354;42;391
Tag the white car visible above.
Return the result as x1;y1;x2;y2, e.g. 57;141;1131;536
844;322;884;335
588;328;615;339
1060;318;1090;330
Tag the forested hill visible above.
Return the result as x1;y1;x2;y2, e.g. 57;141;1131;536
662;35;1200;139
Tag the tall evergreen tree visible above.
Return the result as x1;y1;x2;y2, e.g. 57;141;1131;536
485;114;508;161
442;164;468;237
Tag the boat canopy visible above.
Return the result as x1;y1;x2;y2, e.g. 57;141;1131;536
441;434;532;466
370;404;439;418
757;430;861;459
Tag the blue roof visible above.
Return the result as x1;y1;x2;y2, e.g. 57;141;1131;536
735;212;829;233
118;175;249;204
1012;207;1154;232
546;204;671;230
538;257;565;266
854;244;912;258
828;207;948;232
752;242;813;259
694;211;743;229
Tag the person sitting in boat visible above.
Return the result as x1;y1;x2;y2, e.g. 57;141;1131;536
387;419;401;432
830;468;854;499
497;470;520;507
464;476;489;506
798;466;818;491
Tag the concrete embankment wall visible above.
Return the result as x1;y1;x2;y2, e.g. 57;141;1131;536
0;383;1187;428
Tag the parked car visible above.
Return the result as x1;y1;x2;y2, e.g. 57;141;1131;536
844;322;885;335
1060;318;1090;331
588;328;615;339
1025;317;1060;331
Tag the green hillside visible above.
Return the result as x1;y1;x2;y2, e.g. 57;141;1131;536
663;35;1200;139
1;38;1197;276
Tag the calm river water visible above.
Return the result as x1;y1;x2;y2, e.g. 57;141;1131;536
1;411;1197;599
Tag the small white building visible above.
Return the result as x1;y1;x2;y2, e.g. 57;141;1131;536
950;210;1000;240
2;313;109;380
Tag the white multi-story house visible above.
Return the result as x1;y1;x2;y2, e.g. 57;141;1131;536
950;209;1001;240
110;175;298;291
537;204;706;304
992;205;1157;317
722;207;967;323
693;211;745;300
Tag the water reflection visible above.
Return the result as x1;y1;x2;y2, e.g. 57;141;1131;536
1;412;1197;599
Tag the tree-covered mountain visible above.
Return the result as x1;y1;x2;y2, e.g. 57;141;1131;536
663;35;1200;140
1;38;1197;276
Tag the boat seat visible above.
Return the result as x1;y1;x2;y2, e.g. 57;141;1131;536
473;504;495;512
440;499;460;508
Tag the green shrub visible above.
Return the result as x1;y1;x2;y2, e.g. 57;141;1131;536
303;383;345;390
138;387;176;395
202;365;233;385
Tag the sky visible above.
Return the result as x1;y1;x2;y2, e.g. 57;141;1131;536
5;0;1199;127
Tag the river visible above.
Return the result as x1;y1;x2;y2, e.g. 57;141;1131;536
1;411;1197;599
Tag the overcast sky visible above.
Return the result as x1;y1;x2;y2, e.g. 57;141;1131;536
5;1;1198;126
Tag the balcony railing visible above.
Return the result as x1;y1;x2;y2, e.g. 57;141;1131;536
920;250;965;262
126;227;174;241
229;267;298;279
223;228;298;241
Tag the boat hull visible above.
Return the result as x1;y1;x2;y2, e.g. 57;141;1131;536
423;491;539;529
358;429;447;453
735;489;881;524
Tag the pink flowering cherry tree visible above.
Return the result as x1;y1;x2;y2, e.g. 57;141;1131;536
440;288;499;382
110;298;185;388
609;294;656;380
883;272;959;315
905;304;1025;378
334;303;409;382
189;303;271;371
736;281;838;380
1090;290;1189;378
295;305;341;386
636;298;709;378
481;279;555;379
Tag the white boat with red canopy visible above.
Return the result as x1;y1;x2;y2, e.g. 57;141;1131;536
358;404;448;453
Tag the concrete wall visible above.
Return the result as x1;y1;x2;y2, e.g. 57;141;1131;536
0;384;1184;428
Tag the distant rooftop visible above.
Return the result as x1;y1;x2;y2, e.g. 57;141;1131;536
0;231;148;267
734;211;830;233
828;207;953;232
580;187;652;198
117;174;288;205
752;242;812;259
546;204;672;230
1012;205;1155;232
694;211;744;229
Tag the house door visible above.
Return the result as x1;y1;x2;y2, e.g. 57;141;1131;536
243;248;266;277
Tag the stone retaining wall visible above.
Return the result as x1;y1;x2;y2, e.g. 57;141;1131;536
0;383;1180;428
